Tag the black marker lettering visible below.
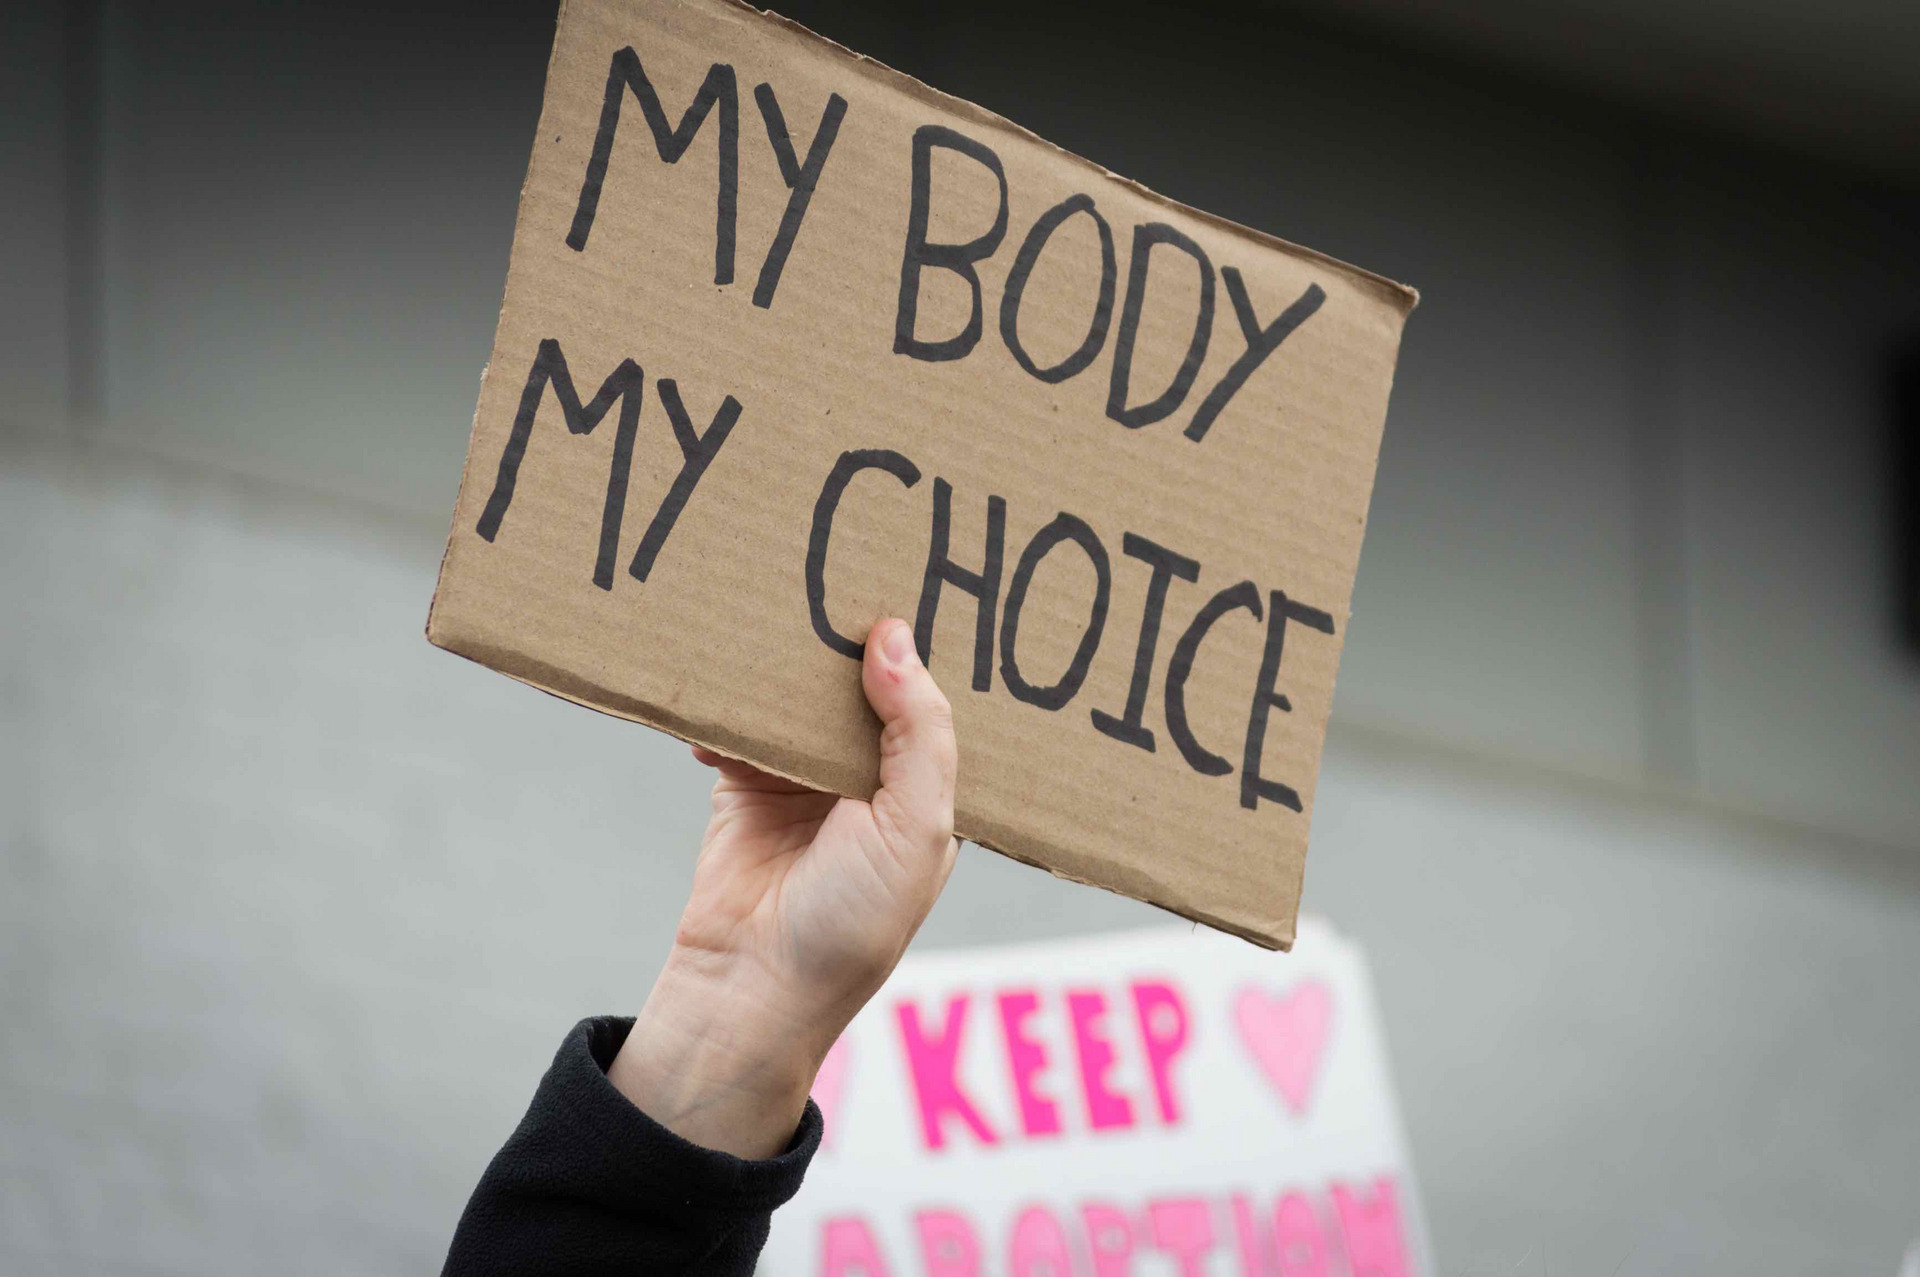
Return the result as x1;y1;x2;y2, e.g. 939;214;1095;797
999;514;1111;710
628;380;742;583
752;84;848;309
476;338;643;592
998;193;1117;384
915;478;1005;691
568;48;738;286
1164;580;1262;776
1240;590;1335;812
1185;271;1325;442
1089;532;1200;751
894;126;1009;362
1106;222;1215;428
806;449;923;659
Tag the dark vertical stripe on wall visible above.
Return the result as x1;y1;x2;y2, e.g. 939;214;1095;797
63;0;103;433
1895;333;1920;656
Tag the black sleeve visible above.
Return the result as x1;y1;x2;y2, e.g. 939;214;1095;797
442;1016;822;1277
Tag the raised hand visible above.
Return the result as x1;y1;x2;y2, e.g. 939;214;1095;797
608;618;959;1157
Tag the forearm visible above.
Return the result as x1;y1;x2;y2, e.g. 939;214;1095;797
607;946;832;1160
445;621;951;1274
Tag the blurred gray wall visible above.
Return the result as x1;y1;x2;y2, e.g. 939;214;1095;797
4;1;1918;1274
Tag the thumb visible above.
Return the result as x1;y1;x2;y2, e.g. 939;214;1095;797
861;618;958;857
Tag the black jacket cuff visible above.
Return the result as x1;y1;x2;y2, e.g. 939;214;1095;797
568;1016;821;1211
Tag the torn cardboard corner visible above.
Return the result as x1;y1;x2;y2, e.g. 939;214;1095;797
426;0;1417;949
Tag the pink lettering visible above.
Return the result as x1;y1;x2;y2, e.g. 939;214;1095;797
1230;1194;1271;1276
1331;1178;1407;1277
896;996;998;1150
1130;980;1189;1125
998;990;1063;1137
1274;1193;1328;1277
822;1216;894;1277
916;1209;981;1277
1009;1204;1075;1277
1148;1198;1215;1277
1081;1202;1136;1277
1067;990;1134;1131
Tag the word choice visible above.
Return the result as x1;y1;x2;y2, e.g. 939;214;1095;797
809;450;1334;813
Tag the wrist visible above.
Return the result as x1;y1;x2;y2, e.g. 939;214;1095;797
607;945;834;1160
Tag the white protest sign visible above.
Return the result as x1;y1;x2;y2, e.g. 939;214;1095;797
764;921;1432;1276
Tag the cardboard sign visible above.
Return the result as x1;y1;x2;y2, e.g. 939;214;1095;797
763;922;1432;1276
425;0;1417;947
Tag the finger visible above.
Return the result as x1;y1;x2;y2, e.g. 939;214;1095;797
693;743;819;793
693;744;761;780
861;618;957;854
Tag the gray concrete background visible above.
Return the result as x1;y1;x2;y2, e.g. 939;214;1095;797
4;1;1918;1273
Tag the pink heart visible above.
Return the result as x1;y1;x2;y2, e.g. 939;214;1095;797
1233;980;1333;1116
810;1034;852;1149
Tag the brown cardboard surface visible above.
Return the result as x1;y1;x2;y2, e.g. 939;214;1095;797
427;0;1417;949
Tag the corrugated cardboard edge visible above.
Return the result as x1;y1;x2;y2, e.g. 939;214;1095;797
425;0;1425;952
